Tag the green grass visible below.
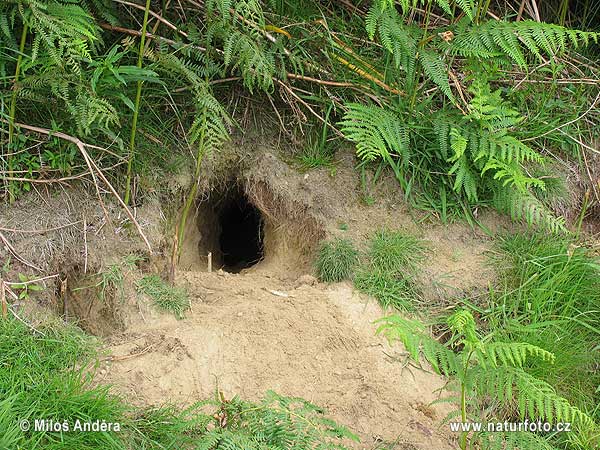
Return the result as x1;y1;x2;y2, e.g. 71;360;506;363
295;106;336;172
314;238;358;282
0;318;128;449
0;316;357;449
295;143;334;171
135;275;189;319
482;233;600;425
367;230;425;275
75;255;143;305
353;230;425;311
353;270;417;311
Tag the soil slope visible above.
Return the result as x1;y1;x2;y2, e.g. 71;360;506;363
99;268;456;450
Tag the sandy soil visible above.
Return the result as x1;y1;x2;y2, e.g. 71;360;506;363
1;147;504;449
98;269;457;449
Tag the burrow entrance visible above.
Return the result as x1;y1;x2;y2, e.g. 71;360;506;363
217;188;264;272
179;185;265;273
178;179;325;275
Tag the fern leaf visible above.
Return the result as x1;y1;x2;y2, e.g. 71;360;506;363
419;48;454;101
453;20;600;65
483;342;555;368
339;103;409;166
376;315;459;376
493;188;566;234
475;430;561;450
453;0;475;21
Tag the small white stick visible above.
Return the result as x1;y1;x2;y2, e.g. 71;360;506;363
266;289;290;298
83;215;88;274
1;279;6;319
207;252;212;273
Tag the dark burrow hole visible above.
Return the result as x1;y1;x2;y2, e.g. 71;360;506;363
192;186;264;273
214;187;264;273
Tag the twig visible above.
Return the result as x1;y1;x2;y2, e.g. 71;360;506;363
275;79;344;137
331;53;404;96
0;231;43;272
529;0;541;22
83;215;88;274
8;304;45;336
4;274;59;286
513;61;552;89
111;0;188;38
555;128;600;155
0;221;82;234
99;22;207;52
1;279;6;319
264;288;292;298
3;284;17;300
286;73;355;87
103;343;156;362
516;0;527;21
60;277;68;320
2;171;99;184
497;78;600;86
522;91;600;142
1;120;153;253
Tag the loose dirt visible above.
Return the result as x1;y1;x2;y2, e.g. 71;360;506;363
1;146;506;449
99;268;456;449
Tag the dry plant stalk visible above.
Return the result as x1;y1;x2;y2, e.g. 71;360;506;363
0;119;152;253
1;279;6;319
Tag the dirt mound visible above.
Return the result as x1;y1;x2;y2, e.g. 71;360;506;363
99;270;456;449
2;144;503;449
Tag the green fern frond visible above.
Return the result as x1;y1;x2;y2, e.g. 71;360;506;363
433;119;450;159
22;0;99;70
448;129;479;201
69;90;119;136
475;430;561;450
419;48;454;101
473;366;595;428
197;391;358;448
453;0;475;20
453;20;600;67
493;188;567;234
376;315;460;376
368;6;418;78
339;103;409;165
482;159;545;191
370;0;455;19
204;0;277;91
380;307;598;447
447;309;478;345
482;342;555;368
365;2;383;40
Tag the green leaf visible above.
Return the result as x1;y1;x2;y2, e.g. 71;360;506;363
419;49;454;101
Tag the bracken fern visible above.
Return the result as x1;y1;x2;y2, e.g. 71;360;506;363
376;309;598;450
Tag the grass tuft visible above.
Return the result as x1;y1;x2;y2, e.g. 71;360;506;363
295;146;334;171
368;230;425;275
136;275;189;319
353;270;417;311
0;318;127;449
314;238;358;282
354;230;425;311
484;233;600;421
